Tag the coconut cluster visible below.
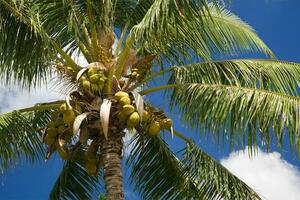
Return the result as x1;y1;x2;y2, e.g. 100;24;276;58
78;67;107;93
43;103;77;159
115;91;141;129
129;63;152;81
114;91;173;137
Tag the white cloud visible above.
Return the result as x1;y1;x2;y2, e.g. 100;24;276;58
221;148;300;200
0;83;61;112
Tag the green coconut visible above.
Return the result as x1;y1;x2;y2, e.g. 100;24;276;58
148;121;161;136
117;111;128;122
115;91;129;101
142;111;150;122
127;112;140;128
122;105;135;116
119;96;131;106
160;118;173;130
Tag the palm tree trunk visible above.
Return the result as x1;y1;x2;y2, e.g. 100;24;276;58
100;131;124;200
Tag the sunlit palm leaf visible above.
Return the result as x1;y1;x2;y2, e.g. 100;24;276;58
170;83;300;154
169;59;300;96
131;2;272;64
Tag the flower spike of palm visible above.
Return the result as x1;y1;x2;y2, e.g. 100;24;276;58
1;0;300;199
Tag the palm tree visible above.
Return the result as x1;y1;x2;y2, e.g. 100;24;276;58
1;1;300;199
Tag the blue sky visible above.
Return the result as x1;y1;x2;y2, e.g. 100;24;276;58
1;0;300;199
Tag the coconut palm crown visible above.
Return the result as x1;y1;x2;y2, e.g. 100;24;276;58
1;1;300;199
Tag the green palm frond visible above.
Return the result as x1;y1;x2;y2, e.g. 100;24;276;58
0;108;54;172
199;4;273;57
127;133;261;200
169;59;300;96
131;2;272;64
169;83;300;154
49;148;103;200
183;142;261;200
0;1;53;87
0;0;81;86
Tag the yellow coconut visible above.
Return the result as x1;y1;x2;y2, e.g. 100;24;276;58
160;118;173;130
47;127;58;137
115;91;129;101
57;147;69;160
142;111;150;122
119;96;131;106
89;74;101;83
63;110;76;124
86;161;97;175
44;134;55;145
122;105;135;116
148;121;161;136
127;112;140;128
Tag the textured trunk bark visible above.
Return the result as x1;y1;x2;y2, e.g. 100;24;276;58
100;131;124;200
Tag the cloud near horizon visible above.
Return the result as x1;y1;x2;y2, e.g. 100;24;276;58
221;148;300;200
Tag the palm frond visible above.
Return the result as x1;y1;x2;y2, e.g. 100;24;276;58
131;2;272;64
183;142;261;200
169;59;300;96
0;1;53;87
199;4;273;57
169;83;300;154
0;109;52;171
49;148;103;200
127;133;261;199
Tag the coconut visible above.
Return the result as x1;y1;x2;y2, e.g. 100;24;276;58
117;111;128;122
79;75;87;83
86;161;97;175
89;74;101;83
127;112;140;128
160;118;173;130
82;80;91;91
115;91;129;101
44;134;55;145
63;110;76;124
122;105;135;116
148;121;160;136
57;147;69;160
119;96;131;105
47;127;58;137
142;111;150;122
